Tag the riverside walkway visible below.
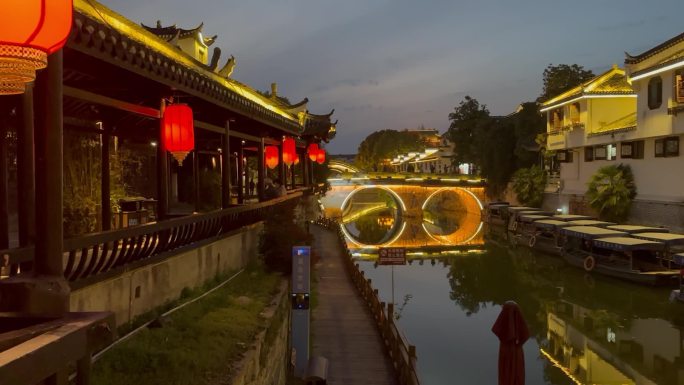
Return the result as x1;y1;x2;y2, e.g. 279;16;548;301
310;225;398;385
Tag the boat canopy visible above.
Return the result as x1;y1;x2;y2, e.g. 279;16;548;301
553;214;593;221
632;232;684;245
487;201;509;207
566;219;615;227
534;219;571;229
505;206;538;212
606;225;669;234
518;210;554;216
560;226;627;240
519;214;551;222
593;237;664;251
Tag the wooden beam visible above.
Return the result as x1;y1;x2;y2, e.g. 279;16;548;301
194;120;279;144
63;86;160;119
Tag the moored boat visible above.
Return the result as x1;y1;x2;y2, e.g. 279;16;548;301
483;202;509;226
565;219;615;227
560;226;679;286
606;225;669;234
552;214;593;222
514;219;570;255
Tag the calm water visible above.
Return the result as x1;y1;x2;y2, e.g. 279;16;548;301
335;187;684;385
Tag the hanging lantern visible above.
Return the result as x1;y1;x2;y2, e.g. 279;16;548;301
307;143;319;162
316;148;326;164
265;145;279;169
0;0;73;95
282;137;296;166
294;154;300;166
162;103;195;165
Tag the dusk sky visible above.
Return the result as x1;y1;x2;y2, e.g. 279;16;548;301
104;0;683;154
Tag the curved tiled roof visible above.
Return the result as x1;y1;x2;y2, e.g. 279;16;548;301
625;32;684;64
541;66;634;110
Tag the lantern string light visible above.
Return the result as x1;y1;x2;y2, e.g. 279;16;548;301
0;0;73;95
307;143;319;162
316;148;326;164
162;104;195;165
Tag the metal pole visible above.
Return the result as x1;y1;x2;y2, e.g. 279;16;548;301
100;122;111;230
221;120;231;208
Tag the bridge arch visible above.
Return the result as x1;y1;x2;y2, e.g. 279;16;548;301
322;183;485;249
328;159;361;174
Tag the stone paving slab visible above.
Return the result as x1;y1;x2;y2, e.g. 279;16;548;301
310;225;397;385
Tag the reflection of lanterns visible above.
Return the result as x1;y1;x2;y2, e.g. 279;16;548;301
0;0;73;95
162;104;195;165
283;137;296;166
316;148;326;164
294;154;300;165
307;143;319;162
265;145;279;169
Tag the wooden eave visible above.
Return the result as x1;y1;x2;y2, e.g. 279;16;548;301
69;1;303;136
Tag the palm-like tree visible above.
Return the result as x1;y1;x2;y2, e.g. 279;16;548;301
512;166;547;207
586;164;636;222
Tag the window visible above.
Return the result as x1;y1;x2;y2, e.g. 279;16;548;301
551;108;564;130
584;146;594;162
656;137;679;157
557;150;573;163
676;73;684;103
648;76;663;109
666;137;679;156
569;102;580;124
607;144;617;160
594;145;607;160
621;141;644;159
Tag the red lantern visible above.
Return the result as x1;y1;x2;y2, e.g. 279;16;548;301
282;137;296;166
294;154;300;166
0;0;73;95
316;148;326;164
265;146;279;169
307;143;319;162
162;104;195;165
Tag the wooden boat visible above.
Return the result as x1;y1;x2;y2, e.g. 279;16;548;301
560;226;679;285
565;219;615;227
606;225;669;234
631;232;684;268
552;214;593;222
514;219;570;255
483;202;509;226
504;207;545;231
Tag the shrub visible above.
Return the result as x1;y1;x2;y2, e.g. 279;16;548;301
586;164;636;222
512;166;547;207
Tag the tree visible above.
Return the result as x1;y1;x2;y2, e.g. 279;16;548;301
474;117;516;197
512;166;547;207
355;130;422;171
447;96;490;166
539;64;595;102
512;102;545;168
586;164;636;222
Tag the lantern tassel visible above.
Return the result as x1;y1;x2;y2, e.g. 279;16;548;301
171;151;190;165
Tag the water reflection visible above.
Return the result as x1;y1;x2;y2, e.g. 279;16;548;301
358;239;684;385
341;187;403;245
422;189;466;236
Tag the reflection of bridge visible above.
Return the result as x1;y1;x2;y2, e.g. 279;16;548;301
322;183;485;249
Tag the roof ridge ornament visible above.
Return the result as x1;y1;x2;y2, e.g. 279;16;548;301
217;55;235;78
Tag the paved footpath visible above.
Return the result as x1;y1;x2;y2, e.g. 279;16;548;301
310;225;398;385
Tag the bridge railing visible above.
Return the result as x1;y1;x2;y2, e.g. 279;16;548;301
1;188;312;288
315;218;421;385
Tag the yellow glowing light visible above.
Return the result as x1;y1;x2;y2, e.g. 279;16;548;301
75;0;299;123
630;59;684;82
539;94;637;112
539;348;583;385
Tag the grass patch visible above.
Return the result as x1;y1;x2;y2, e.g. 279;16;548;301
91;263;283;385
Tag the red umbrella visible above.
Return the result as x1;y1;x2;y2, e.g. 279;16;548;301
492;301;529;385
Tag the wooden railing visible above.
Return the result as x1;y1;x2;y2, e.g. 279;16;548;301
2;188;312;287
315;218;421;385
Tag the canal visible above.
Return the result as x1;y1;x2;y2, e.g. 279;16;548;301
330;186;684;385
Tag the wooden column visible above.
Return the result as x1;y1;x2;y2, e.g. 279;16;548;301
34;51;65;279
237;143;244;204
18;85;35;250
278;142;285;186
303;150;310;187
0;117;9;249
258;138;265;201
100;123;111;231
193;151;200;212
221;121;231;208
157;100;168;220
